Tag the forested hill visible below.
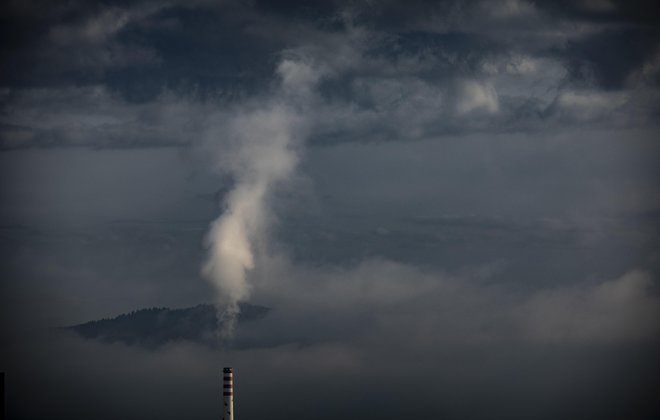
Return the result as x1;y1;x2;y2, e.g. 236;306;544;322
67;303;270;348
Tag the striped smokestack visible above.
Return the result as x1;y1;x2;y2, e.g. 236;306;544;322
223;367;234;420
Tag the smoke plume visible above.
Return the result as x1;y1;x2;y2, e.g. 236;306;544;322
202;56;321;337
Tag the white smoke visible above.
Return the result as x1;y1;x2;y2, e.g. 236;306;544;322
202;56;322;337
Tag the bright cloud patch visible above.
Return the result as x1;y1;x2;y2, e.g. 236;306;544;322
455;80;499;115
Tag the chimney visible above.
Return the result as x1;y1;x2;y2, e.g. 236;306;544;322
223;367;234;420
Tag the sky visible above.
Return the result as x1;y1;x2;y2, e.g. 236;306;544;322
1;0;660;419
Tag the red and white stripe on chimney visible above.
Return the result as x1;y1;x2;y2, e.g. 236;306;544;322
223;367;234;420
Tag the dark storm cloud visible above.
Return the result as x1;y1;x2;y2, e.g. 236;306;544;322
558;27;660;89
2;0;659;149
0;0;285;96
535;0;660;25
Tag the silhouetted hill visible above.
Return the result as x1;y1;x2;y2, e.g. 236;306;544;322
67;303;270;348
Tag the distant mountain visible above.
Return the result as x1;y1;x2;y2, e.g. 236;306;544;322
67;303;270;348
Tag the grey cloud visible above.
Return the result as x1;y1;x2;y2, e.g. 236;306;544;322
518;270;660;342
0;86;213;149
0;0;285;93
559;28;660;90
47;4;164;47
2;0;659;149
2;71;656;151
535;0;660;25
240;255;660;348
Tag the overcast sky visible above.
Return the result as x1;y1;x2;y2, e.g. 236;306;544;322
1;1;660;419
